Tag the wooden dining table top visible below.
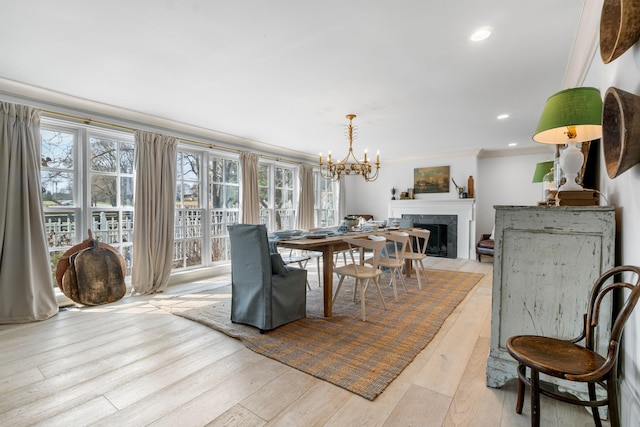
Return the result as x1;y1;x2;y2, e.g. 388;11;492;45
274;228;409;317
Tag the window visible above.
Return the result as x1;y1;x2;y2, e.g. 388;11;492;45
258;162;298;231
208;155;239;263
174;150;203;269
41;120;135;281
314;171;340;228
40;116;308;282
42;126;78;282
258;164;271;226
275;166;296;230
172;150;240;272
89;133;135;275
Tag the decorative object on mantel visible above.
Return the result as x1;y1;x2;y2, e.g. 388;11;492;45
391;187;396;200
600;0;640;64
319;114;380;182
602;87;640;178
451;177;467;198
467;175;474;198
414;166;450;194
533;87;603;191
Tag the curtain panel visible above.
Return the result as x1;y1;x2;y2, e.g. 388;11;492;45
0;102;58;323
240;152;260;224
297;164;314;230
131;130;177;294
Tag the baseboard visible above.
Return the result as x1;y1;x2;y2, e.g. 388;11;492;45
168;264;231;286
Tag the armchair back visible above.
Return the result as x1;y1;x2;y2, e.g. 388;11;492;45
228;224;307;331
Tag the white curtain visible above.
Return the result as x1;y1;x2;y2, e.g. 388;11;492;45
132;130;177;294
0;102;58;323
297;164;314;230
240;152;260;224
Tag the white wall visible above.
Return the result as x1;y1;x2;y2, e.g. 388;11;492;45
476;151;553;236
344;151;480;223
583;29;640;424
345;148;552;243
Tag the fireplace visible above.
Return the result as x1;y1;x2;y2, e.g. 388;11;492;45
388;199;476;259
404;214;457;258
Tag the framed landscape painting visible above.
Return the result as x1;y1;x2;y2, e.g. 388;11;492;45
414;166;450;194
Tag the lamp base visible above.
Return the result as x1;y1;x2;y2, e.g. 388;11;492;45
558;142;584;191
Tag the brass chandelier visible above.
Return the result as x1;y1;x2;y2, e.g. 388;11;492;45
319;114;380;182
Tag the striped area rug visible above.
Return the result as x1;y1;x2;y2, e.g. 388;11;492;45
154;269;483;400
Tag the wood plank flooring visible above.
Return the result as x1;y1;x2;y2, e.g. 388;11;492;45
0;257;608;426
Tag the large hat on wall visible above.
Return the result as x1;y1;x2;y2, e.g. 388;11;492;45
600;0;640;63
602;87;640;178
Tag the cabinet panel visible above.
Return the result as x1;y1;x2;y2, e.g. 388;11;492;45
486;206;615;399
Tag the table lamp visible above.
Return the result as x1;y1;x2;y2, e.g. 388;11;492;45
533;87;603;191
532;160;555;201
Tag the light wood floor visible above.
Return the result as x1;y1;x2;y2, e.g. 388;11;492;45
0;257;607;426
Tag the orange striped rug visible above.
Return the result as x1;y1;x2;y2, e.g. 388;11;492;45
154;269;483;400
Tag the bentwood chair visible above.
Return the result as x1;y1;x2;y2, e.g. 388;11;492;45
403;228;431;289
506;265;640;427
365;232;409;301
333;237;387;321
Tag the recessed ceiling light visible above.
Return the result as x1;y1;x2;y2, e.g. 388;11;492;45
470;27;492;42
508;142;518;147
497;114;510;120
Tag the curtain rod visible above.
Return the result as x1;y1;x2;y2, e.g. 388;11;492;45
42;109;303;165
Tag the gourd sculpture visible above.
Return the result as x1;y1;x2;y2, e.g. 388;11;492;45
56;230;126;306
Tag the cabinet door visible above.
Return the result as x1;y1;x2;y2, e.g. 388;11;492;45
499;228;606;350
486;206;615;392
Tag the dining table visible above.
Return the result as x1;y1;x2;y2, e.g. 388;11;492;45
276;228;412;317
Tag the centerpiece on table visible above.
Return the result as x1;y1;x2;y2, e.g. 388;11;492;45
342;215;360;230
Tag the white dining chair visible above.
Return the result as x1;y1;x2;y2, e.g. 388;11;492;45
403;228;431;289
333;237;387;321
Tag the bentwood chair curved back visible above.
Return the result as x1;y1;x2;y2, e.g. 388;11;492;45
333;237;387;321
506;265;640;427
403;228;431;289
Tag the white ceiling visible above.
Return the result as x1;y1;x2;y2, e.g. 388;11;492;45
0;1;589;162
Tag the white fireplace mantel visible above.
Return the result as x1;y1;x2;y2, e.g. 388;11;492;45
388;199;476;259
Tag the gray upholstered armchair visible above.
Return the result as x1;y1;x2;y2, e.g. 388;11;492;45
228;224;307;332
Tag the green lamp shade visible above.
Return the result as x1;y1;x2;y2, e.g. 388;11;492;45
533;87;603;144
532;161;554;183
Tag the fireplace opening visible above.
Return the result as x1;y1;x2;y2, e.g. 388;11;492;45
402;214;457;258
413;223;448;257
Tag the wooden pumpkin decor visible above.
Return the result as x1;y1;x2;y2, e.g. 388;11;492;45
56;230;126;306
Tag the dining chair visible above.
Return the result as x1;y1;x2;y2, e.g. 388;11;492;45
303;250;322;287
365;232;409;301
280;249;312;290
333;237;387;321
403;228;431;289
506;265;640;427
228;224;307;332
